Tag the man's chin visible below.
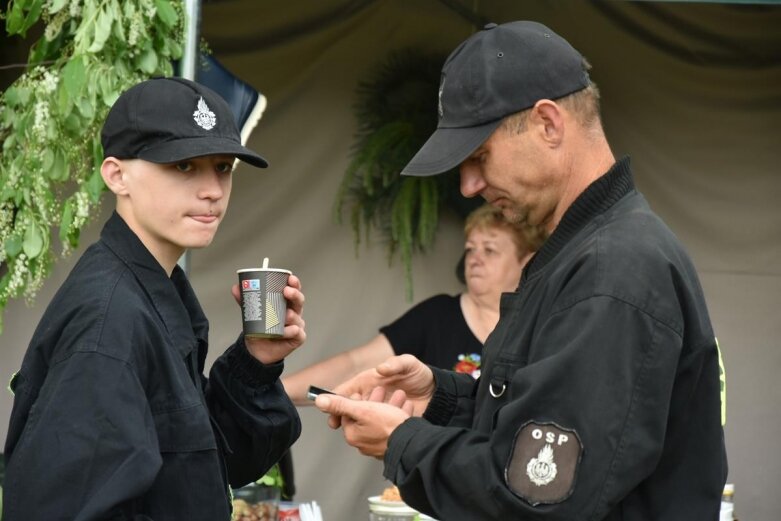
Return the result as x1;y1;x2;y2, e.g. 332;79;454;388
499;206;526;225
182;234;217;250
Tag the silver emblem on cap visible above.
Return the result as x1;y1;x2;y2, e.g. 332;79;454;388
438;76;445;119
193;97;216;130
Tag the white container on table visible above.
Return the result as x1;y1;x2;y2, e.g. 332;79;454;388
368;496;435;521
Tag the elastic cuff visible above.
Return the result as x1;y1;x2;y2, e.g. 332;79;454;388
226;335;284;387
422;366;459;425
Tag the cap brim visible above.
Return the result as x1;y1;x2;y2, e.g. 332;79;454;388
138;136;269;168
401;119;502;177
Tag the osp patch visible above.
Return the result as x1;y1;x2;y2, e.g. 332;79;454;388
505;421;583;506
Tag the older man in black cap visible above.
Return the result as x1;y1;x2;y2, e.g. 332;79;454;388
3;77;306;520
315;21;727;521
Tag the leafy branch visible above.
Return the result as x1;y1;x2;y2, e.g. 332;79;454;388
0;0;185;332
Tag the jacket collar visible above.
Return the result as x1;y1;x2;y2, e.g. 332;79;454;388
524;156;635;280
100;211;209;358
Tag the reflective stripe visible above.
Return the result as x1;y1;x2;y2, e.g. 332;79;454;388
716;337;727;426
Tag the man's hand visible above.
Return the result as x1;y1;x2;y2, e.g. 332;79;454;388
231;274;306;364
328;354;435;428
314;389;413;458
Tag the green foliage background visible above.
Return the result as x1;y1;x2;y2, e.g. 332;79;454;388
334;49;472;300
0;0;185;332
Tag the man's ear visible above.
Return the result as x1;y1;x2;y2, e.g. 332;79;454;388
531;100;565;147
101;157;128;195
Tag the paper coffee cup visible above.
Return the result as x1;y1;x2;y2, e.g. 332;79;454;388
237;258;291;338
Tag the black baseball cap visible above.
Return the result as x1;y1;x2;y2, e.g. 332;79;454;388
101;77;268;168
402;21;589;177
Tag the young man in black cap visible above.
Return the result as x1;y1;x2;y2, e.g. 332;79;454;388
3;77;305;520
315;21;728;520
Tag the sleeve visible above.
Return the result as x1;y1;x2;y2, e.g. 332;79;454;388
383;296;682;521
205;335;302;487
2;352;161;521
422;365;477;428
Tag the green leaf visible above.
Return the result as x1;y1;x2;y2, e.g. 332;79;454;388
28;34;52;63
5;235;23;257
59;200;74;244
7;0;45;37
22;0;45;36
66;227;82;249
76;96;94;119
137;48;159;74
92;137;103;166
63;112;82;133
86;168;105;203
4;87;20;106
154;0;178;28
57;81;74;116
49;0;68;13
62;56;87;98
3;133;17;151
17;86;32;105
102;88;120;107
4;86;31;108
110;0;126;42
49;148;68;181
255;464;285;490
16;111;32;138
23;220;44;259
41;149;55;172
168;40;183;60
87;8;112;53
113;57;129;77
6;0;26;35
417;177;438;248
98;73;114;104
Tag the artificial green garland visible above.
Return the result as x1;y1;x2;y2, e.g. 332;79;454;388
0;0;185;332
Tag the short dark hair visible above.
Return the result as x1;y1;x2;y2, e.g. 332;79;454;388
500;58;602;135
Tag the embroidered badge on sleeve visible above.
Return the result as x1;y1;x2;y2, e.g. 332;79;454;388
505;421;583;506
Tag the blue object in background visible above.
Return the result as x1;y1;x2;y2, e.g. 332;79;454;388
191;53;267;146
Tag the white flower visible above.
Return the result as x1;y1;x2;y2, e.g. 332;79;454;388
32;101;50;140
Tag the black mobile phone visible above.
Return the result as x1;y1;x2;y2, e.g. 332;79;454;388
307;385;336;401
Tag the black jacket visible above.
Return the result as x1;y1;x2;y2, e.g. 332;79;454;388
3;212;301;520
384;158;728;520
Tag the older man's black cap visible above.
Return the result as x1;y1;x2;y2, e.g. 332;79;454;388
402;21;589;177
101;77;268;168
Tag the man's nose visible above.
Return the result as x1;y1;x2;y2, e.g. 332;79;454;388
460;164;486;198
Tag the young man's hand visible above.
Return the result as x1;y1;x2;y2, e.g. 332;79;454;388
231;274;306;364
314;388;414;458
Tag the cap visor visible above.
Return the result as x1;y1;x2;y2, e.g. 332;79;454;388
401;119;502;177
138;136;268;168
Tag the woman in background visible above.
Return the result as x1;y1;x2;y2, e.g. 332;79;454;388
283;203;535;403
